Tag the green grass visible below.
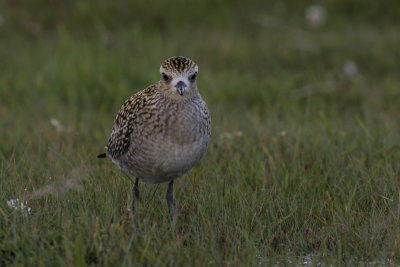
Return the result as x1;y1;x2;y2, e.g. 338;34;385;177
1;1;400;265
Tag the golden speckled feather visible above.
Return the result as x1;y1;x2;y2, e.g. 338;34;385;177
106;84;158;159
98;56;210;217
100;56;211;186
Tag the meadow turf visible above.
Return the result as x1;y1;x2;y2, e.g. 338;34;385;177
1;1;400;265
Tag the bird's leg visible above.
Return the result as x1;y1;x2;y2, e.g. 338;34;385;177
132;178;140;221
166;180;174;218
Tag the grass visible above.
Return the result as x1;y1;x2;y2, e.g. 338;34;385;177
1;1;400;265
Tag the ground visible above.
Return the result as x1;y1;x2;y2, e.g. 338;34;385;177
1;1;400;265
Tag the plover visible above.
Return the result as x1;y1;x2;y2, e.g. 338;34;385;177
98;56;211;218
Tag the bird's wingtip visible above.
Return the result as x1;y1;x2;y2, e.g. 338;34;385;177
97;153;107;159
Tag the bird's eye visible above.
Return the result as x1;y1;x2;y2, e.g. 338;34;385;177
189;73;197;82
162;73;169;81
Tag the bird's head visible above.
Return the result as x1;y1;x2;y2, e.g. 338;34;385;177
159;56;199;99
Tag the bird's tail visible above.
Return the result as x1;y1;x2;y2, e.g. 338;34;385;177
97;153;107;159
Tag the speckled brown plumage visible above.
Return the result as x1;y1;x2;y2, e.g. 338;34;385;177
98;56;211;217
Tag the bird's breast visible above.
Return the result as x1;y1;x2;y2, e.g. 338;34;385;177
135;101;210;182
114;96;210;184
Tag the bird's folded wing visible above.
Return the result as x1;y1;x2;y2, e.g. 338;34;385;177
107;112;137;158
106;84;158;159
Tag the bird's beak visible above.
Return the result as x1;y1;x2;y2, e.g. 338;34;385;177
175;81;187;96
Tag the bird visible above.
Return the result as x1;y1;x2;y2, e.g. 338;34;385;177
97;56;211;218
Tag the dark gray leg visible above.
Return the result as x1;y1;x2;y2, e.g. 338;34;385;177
166;180;174;218
132;178;140;220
